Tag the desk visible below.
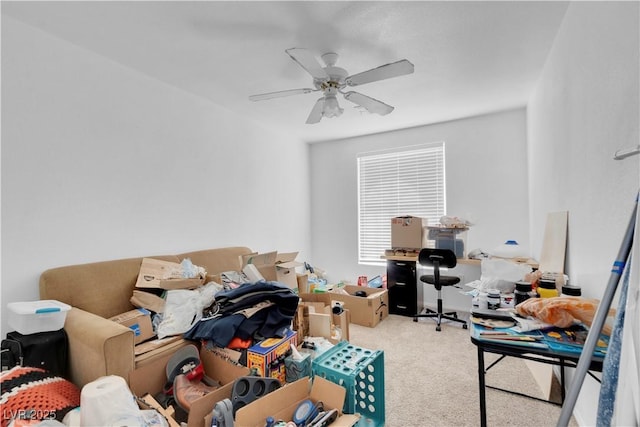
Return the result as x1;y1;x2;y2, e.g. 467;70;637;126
470;323;604;427
381;254;482;266
381;255;481;316
380;254;538;316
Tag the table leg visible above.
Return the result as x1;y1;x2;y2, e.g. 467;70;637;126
560;358;566;403
478;346;487;427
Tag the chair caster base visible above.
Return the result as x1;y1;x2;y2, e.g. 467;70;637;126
463;323;468;329
436;325;441;331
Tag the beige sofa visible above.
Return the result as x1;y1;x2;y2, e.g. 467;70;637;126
39;246;254;388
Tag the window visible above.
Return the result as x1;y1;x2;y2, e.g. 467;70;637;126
357;142;446;264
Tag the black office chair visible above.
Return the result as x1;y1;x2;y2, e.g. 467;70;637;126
413;248;468;331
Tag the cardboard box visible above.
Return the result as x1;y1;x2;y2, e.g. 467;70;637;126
284;352;311;383
391;216;423;249
297;274;310;294
234;376;360;427
109;308;155;344
134;337;190;368
306;286;389;328
135;258;205;290
134;336;183;357
129;345;250;427
240;251;303;290
295;294;350;344
246;330;298;381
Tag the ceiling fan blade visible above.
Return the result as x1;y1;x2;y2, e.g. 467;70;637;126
343;91;394;115
306;98;325;124
249;88;317;101
346;59;414;87
285;48;329;81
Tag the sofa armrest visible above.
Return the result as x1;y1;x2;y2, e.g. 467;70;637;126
64;307;135;389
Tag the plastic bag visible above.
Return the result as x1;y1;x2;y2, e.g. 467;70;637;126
162;258;206;280
157;281;222;338
481;258;531;282
515;296;616;335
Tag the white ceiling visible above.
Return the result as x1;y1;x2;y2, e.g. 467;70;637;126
3;1;570;143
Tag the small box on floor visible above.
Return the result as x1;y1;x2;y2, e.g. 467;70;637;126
284;350;311;383
246;330;297;382
324;285;389;328
295;294;351;343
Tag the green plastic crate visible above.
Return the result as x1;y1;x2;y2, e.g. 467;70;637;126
312;341;385;426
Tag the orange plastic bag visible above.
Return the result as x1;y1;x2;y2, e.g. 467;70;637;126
515;296;616;335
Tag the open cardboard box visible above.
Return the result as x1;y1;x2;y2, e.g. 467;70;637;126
296;294;350;343
328;285;389;327
240;251;303;290
300;285;389;328
135;258;205;290
129;343;250;427
232;376;360;427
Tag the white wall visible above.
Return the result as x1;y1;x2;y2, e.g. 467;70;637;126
309;108;530;311
0;17;310;337
528;2;639;425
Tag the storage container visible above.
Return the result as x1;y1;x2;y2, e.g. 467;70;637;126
537;279;559;298
486;290;501;309
312;341;385;427
561;285;582;297
514;281;535;305
6;300;71;335
424;226;468;258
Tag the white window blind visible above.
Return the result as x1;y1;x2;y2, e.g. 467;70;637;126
357;143;446;264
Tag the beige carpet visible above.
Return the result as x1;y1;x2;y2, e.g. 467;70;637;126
346;314;578;427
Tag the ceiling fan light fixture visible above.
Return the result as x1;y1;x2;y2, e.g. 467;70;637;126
249;48;415;124
322;94;343;118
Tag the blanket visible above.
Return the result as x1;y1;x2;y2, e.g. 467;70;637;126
0;366;80;427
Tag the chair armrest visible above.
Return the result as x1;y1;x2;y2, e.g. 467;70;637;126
64;307;135;389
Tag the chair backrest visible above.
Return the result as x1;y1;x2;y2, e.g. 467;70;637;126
418;248;457;269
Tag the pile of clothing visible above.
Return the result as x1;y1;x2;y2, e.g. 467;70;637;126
184;280;299;348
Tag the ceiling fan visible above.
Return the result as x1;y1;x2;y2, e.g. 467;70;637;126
249;48;415;124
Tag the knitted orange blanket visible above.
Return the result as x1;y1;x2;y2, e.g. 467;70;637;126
0;366;80;427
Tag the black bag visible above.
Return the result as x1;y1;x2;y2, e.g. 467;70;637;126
1;329;69;379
